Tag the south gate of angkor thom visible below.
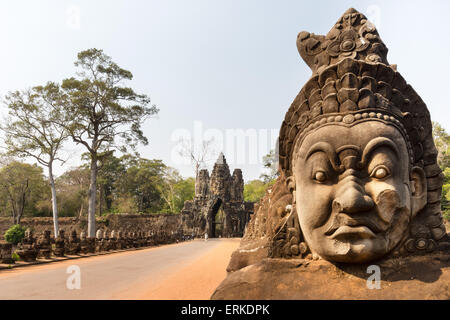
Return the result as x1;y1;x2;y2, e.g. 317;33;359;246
180;153;254;238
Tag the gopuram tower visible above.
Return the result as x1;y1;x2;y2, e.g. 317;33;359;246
180;153;253;238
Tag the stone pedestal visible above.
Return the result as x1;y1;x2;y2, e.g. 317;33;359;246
0;242;14;264
16;230;38;262
66;231;81;255
87;238;96;253
212;252;450;300
36;231;52;259
54;230;66;257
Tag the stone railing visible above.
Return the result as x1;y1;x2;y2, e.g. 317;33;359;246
0;228;192;265
0;214;183;240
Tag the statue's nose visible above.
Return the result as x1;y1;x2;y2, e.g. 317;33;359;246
333;180;374;214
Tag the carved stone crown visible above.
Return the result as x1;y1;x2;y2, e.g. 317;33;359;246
297;8;388;75
279;8;438;178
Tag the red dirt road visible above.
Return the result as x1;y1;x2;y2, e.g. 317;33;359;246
132;238;239;299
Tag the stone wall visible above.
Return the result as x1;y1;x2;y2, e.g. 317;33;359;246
0;214;182;239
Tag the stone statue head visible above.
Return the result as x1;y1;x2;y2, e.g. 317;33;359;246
96;229;103;239
278;8;445;263
25;228;33;239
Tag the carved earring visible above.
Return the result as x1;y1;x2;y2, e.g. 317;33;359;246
286;176;296;205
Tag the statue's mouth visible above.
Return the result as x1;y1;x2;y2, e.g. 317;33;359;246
324;214;382;239
330;225;376;240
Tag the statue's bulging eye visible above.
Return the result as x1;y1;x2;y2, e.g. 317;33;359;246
371;166;389;179
314;171;327;182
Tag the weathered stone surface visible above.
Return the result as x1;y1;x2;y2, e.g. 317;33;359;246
225;172;294;271
0;214;183;241
36;230;52;259
16;229;38;262
181;153;253;238
54;230;66;257
0;242;14;264
226;238;270;272
79;231;90;254
66;230;81;255
212;252;450;299
0;224;187;265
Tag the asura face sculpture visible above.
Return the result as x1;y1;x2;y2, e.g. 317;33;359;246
289;121;428;263
276;8;446;263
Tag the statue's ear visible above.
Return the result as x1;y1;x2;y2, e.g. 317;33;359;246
286;176;296;193
410;166;427;216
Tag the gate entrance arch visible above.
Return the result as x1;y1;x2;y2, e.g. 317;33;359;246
207;198;222;238
180;153;254;238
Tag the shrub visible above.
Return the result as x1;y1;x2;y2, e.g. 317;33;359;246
11;251;20;261
4;224;26;245
443;210;450;223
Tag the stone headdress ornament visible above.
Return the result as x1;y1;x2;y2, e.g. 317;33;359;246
278;8;446;252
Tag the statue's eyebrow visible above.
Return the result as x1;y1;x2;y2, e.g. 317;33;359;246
360;137;399;166
305;142;340;171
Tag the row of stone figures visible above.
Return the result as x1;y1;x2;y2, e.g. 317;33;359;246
0;228;184;263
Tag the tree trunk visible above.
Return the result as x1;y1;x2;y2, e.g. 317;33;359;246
9;194;17;224
48;162;59;236
99;184;103;215
194;162;199;196
88;156;98;238
17;183;27;225
78;201;84;219
11;209;17;225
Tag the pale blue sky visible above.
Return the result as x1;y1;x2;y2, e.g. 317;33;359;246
0;0;449;181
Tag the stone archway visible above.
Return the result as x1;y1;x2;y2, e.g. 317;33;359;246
180;153;254;238
207;198;223;238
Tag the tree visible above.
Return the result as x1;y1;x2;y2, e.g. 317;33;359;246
442;168;450;221
0;162;49;224
158;168;195;213
244;150;280;203
97;152;127;214
432;122;450;222
433;121;450;170
259;149;279;184
158;167;181;213
116;158;166;213
107;156;165;214
95;154;194;214
177;137;215;189
244;179;271;203
57;49;158;237
1;82;68;235
56;166;90;217
172;177;195;212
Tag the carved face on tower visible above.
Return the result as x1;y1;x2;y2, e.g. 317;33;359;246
290;120;427;262
278;8;445;263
